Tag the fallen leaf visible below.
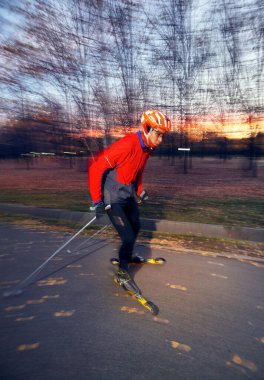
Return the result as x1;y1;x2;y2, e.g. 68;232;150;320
17;343;40;351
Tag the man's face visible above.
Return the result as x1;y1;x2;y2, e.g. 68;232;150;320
148;129;164;147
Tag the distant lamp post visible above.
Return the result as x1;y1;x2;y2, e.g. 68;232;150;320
178;147;191;174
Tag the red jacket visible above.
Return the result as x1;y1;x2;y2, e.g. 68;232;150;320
88;132;150;202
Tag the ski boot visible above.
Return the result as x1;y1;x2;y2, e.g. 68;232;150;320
114;268;141;295
130;255;145;263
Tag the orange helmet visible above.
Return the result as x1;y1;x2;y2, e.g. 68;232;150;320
141;110;171;135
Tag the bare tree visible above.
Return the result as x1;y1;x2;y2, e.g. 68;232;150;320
144;0;212;171
106;0;144;127
211;0;263;171
0;0;263;162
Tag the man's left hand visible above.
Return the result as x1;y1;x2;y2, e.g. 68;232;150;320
137;190;149;204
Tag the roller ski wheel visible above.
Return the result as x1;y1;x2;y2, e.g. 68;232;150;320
110;257;166;265
132;295;159;316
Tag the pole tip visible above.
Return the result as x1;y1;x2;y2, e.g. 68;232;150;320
3;289;23;298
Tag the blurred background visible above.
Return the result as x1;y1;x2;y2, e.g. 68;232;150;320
0;0;263;230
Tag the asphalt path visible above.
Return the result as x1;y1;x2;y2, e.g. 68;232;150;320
0;223;264;380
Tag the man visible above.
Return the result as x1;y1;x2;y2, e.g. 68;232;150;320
88;110;171;289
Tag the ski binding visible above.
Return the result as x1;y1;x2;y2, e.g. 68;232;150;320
110;257;166;265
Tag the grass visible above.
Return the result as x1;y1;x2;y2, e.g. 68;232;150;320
1;212;263;259
0;189;264;228
0;189;88;211
139;231;264;259
0;212;106;234
140;197;264;228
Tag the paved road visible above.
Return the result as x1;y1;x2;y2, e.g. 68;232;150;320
0;223;264;380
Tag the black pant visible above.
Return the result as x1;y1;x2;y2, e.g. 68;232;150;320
107;198;140;271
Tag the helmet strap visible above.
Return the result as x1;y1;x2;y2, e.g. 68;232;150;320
143;127;152;143
142;127;155;149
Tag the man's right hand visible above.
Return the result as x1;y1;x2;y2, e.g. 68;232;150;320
90;201;106;217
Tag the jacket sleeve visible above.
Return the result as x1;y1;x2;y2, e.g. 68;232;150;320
88;152;112;202
88;136;131;202
135;154;149;196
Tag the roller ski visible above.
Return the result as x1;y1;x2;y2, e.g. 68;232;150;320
111;255;166;266
114;269;159;316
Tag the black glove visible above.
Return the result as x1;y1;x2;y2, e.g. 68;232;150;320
90;201;107;218
137;190;149;204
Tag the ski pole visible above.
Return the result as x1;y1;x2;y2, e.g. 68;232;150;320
68;223;111;256
3;214;98;297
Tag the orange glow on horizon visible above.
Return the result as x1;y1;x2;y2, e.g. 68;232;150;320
171;113;264;140
74;114;264;141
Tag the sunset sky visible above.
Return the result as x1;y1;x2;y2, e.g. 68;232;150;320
83;113;264;140
0;0;263;144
